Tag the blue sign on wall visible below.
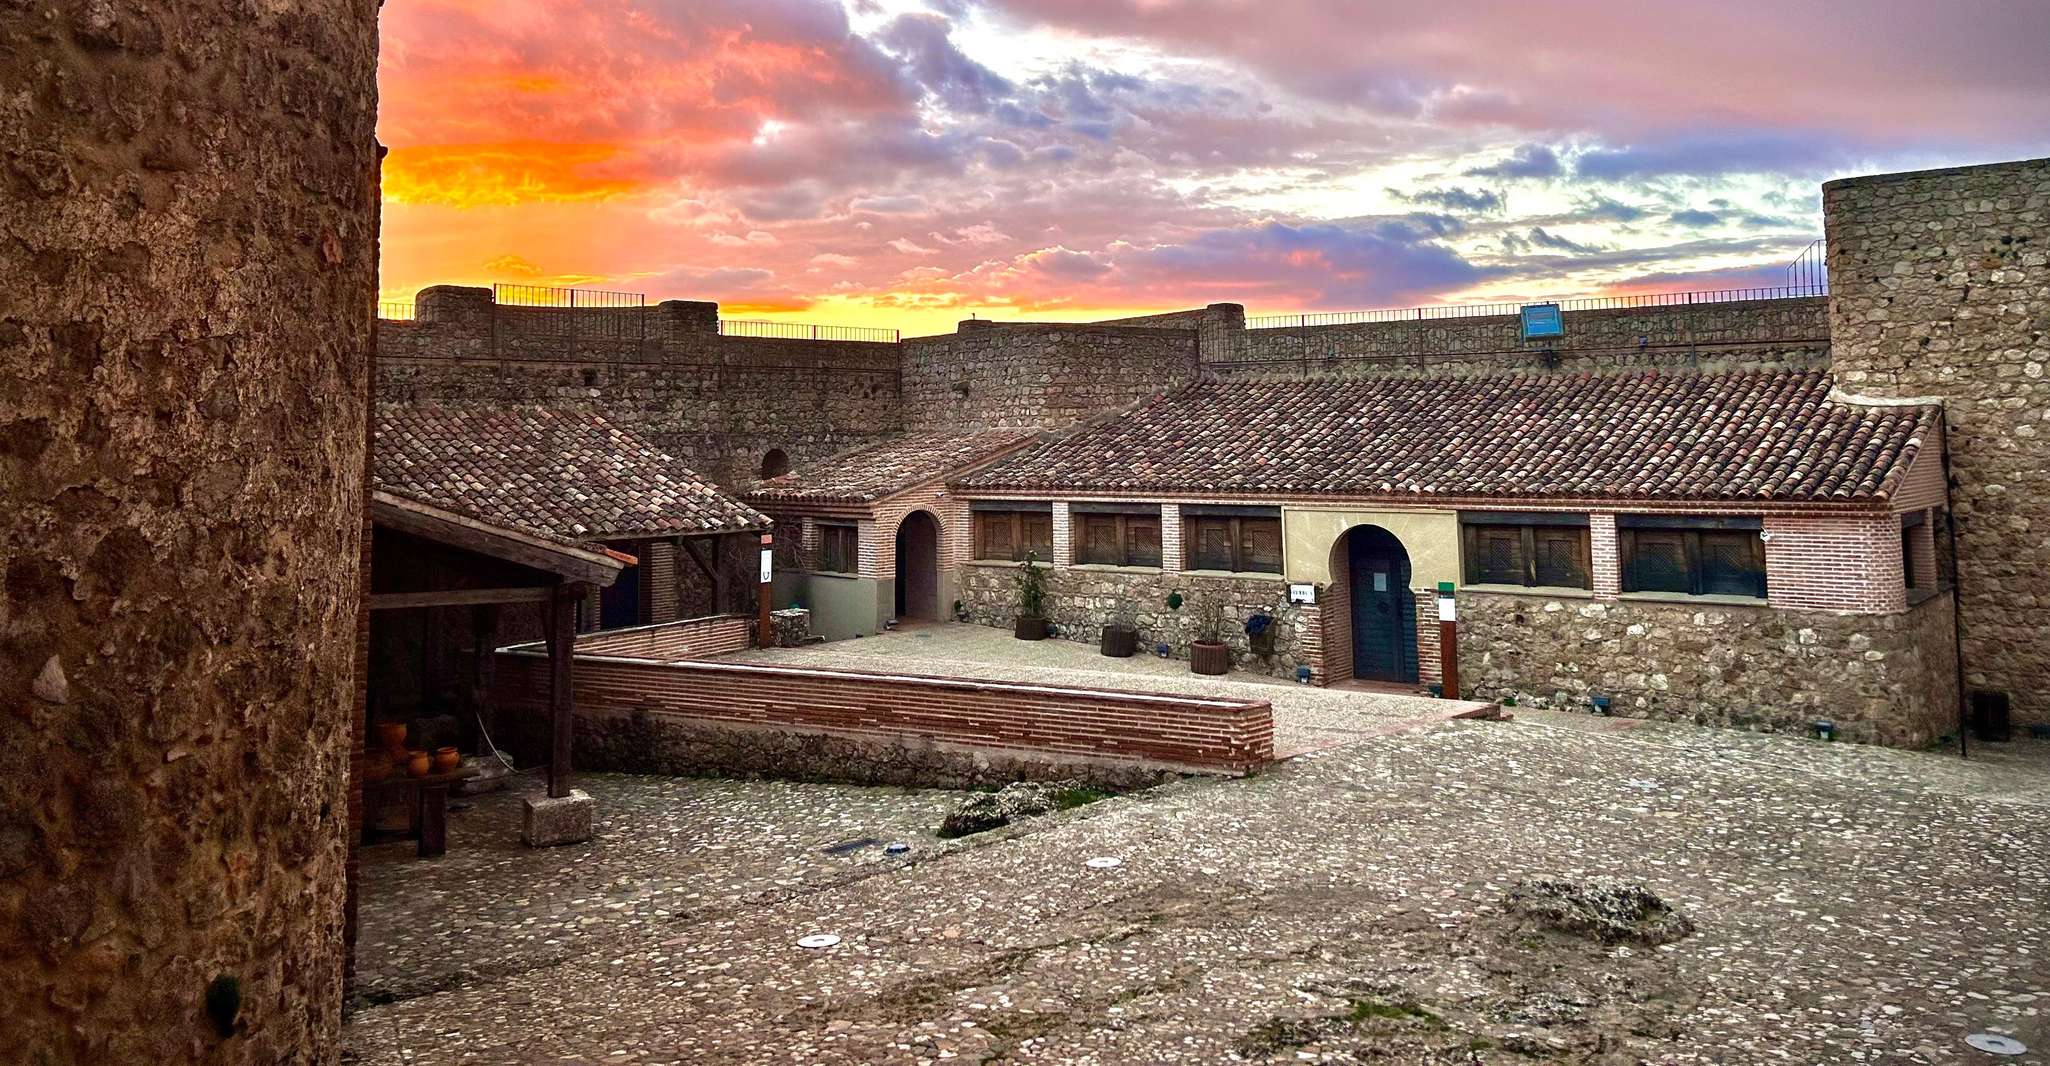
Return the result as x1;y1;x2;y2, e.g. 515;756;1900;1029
1520;302;1564;340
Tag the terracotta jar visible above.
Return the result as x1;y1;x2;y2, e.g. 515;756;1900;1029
377;721;407;753
406;750;431;778
432;747;460;774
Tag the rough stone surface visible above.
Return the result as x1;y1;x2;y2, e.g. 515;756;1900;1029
0;1;375;1060
342;711;2050;1064
899;322;1199;431
770;607;813;647
1459;589;1960;746
1227;297;1830;379
1825;157;2050;727
937;779;1080;838
958;564;1311;680
1504;878;1695;946
522;790;595;847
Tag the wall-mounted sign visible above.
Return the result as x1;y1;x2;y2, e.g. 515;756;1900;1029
1288;583;1316;605
1520;302;1564;340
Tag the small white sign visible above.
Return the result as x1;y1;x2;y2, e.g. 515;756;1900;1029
1373;572;1389;592
1288;583;1316;605
759;547;774;584
1438;595;1457;622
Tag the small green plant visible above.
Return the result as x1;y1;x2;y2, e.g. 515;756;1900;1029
1165;589;1184;611
1054;786;1112;810
1014;551;1047;617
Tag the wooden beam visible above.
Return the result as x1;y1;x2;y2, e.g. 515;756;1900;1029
369;587;554;610
370;491;623;587
545;583;580;799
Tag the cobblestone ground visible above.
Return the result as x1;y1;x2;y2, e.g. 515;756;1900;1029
731;622;1488;755
346;701;2050;1064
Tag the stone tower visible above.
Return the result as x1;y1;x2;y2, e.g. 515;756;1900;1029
0;0;377;1061
1824;157;2050;728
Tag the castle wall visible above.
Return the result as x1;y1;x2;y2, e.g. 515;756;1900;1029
1223;297;1830;379
0;0;376;1058
1824;156;2050;726
376;288;902;488
899;321;1200;430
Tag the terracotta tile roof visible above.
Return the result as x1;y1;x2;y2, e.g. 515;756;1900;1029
958;370;1937;504
747;430;1039;505
375;405;768;544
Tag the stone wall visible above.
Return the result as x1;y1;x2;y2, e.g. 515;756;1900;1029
1458;590;1960;746
900;321;1200;430
1;0;376;1059
1224;297;1830;379
1824;156;2050;727
957;564;1312;680
376;288;903;488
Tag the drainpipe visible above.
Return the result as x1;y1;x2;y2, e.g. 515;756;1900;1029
1939;419;1968;759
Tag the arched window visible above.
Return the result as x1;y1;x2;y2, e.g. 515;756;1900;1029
758;448;790;479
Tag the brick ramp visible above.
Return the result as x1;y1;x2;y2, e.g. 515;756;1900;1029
494;648;1275;780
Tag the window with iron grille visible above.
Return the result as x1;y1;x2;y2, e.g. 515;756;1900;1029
974;508;1053;562
1075;508;1162;568
1184;509;1283;574
1460;513;1591;589
818;523;858;575
1618;518;1764;598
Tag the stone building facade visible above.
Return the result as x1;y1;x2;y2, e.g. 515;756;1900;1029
1;0;378;1060
1825;157;2050;727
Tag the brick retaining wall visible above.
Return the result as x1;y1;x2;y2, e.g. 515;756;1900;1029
494;651;1275;787
572;614;753;659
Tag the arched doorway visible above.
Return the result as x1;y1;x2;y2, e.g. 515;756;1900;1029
758;448;790;480
894;510;941;621
1343;525;1418;683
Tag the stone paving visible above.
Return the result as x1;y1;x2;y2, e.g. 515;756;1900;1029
730;622;1488;756
345;685;2050;1064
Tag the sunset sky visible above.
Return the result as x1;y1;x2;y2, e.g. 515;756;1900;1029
376;0;2050;337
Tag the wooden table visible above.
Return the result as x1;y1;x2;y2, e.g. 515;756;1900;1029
362;767;476;858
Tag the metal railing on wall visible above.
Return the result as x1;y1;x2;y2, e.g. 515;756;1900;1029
489;283;647;358
377;300;416;321
718;319;901;343
1246;242;1830;329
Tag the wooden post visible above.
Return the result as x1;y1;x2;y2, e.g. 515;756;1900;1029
1436;582;1459;700
756;532;773;648
545;582;580;798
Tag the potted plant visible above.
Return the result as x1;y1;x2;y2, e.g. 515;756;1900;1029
1188;594;1229;675
1244;610;1277;658
1013;551;1049;640
1099;602;1139;658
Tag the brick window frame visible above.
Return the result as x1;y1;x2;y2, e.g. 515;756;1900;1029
973;504;1054;562
1618;515;1765;599
1182;506;1283;574
1073;504;1163;568
817;523;858;575
1459;512;1592;589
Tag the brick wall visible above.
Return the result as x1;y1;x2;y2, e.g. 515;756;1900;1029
376;289;903;488
493;651;1275;783
1825;156;2050;725
1763;515;1908;613
1224;297;1830;380
1589;513;1621;599
572;615;753;659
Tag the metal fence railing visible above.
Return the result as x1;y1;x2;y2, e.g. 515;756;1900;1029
377;300;416;321
718;319;901;343
489;283;647;356
1247;241;1829;329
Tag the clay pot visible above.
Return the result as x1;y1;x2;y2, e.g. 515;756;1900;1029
377;721;407;752
406;750;431;778
432;747;460;774
1190;640;1230;676
362;755;393;784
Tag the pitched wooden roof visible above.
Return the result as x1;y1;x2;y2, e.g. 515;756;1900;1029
375;404;768;544
747;430;1038;505
958;370;1936;504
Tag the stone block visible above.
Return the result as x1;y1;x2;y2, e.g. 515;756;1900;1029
522;790;595;847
